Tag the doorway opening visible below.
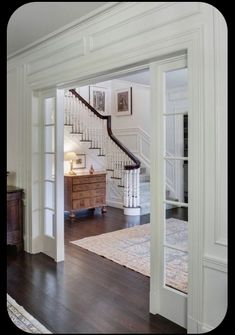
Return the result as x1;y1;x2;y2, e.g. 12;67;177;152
61;63;189;297
40;54;189;329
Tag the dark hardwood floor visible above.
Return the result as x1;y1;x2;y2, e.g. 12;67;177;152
7;207;186;334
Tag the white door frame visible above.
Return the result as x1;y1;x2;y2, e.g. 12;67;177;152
29;31;204;332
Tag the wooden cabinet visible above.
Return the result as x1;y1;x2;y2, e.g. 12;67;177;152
64;172;107;217
7;186;23;251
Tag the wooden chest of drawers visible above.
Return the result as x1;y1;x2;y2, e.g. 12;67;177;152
7;186;23;251
64;172;106;217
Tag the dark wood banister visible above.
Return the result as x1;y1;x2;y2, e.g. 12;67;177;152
69;89;140;170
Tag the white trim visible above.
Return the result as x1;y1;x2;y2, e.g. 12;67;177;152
164;200;188;207
213;8;227;248
203;255;227;273
164;156;188;160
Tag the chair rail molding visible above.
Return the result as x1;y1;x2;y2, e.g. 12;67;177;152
113;127;150;169
7;2;227;333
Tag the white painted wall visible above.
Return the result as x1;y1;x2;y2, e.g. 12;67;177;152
111;80;150;134
7;2;227;332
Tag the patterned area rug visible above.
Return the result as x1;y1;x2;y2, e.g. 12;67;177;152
7;294;51;333
71;219;188;293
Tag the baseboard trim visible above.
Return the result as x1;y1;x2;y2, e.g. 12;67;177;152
200;323;214;333
187;316;199;333
187;317;215;334
149;289;160;315
106;200;123;209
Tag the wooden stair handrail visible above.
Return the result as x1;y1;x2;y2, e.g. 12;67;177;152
69;89;140;170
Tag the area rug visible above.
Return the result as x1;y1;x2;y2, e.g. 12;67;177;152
7;294;51;333
71;218;188;293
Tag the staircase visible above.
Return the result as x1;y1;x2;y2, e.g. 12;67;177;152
64;89;141;215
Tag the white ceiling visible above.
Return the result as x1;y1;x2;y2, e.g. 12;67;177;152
7;2;109;56
119;68;187;89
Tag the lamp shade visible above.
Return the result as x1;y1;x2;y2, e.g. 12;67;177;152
64;151;77;161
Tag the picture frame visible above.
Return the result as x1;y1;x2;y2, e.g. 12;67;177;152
115;87;132;116
73;154;86;169
89;86;109;114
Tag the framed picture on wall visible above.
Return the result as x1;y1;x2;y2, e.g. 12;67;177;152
115;87;132;116
89;86;109;114
73;154;86;169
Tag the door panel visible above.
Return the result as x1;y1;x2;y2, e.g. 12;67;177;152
150;56;188;328
41;90;64;262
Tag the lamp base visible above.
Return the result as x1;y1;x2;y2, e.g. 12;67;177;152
68;170;77;175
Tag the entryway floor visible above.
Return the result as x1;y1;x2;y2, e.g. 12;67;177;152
7;207;186;333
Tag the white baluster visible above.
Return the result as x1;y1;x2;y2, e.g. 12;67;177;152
133;169;137;207
67;93;70;125
64;93;67;124
81;105;85;140
124;170;129;207
78;101;82;133
84;106;87;140
129;170;133;207
71;95;75;131
75;98;78;130
102;120;104;155
136;168;140;207
121;153;124;186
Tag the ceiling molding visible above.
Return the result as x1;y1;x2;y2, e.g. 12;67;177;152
7;2;120;60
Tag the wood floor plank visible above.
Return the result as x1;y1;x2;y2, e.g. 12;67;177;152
7;207;186;333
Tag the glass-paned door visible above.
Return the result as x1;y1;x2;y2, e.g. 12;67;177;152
41;89;64;262
150;56;188;328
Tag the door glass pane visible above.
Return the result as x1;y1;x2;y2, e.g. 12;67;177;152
164;66;188;295
44;97;55;124
165;205;188;251
44;181;55;210
44;209;54;237
45;153;55;181
45;125;55;152
165;159;188;204
165;68;188;114
165;114;188;157
164;247;188;294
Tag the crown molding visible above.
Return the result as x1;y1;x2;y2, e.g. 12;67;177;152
7;2;120;60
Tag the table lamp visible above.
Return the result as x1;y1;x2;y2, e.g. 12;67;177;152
64;151;77;175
